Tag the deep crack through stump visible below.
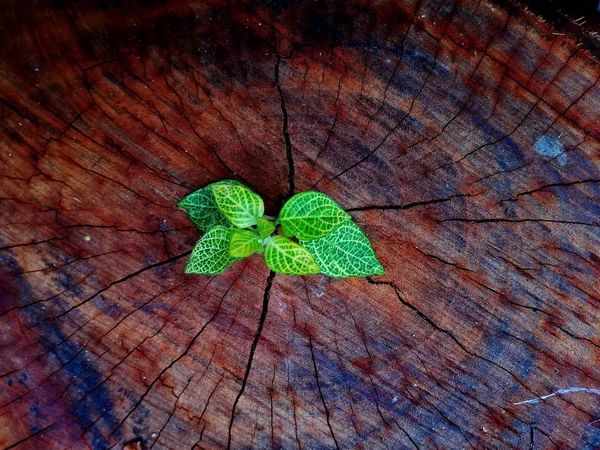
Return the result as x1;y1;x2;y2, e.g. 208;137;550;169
226;270;276;449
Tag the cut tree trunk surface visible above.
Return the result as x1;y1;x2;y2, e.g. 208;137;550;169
1;1;600;449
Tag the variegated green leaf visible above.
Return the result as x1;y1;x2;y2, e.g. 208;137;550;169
278;192;350;240
301;221;384;277
212;184;264;228
264;235;320;275
178;180;242;232
229;229;262;257
256;217;276;238
185;226;240;274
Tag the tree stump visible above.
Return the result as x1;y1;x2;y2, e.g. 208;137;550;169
2;1;600;448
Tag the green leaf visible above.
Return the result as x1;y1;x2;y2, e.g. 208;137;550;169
278;192;351;240
229;229;262;257
301;221;384;277
178;180;242;232
264;235;320;275
212;184;264;228
185;226;240;274
256;217;276;238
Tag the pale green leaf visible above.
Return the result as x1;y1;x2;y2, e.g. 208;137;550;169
278;192;350;240
256;217;276;238
301;221;384;277
178;180;242;232
229;229;262;257
185;226;240;274
264;235;320;275
212;184;264;228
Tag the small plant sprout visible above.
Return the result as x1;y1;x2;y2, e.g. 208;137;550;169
178;180;384;277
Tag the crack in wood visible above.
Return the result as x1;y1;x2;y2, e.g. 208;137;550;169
3;423;55;449
275;55;295;200
307;332;340;450
48;250;192;323
347;193;471;212
226;270;276;449
366;278;537;396
435;217;600;227
105;269;245;447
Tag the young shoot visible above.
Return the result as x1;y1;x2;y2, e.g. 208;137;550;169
178;180;384;277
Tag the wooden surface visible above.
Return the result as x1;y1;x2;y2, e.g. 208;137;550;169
1;0;600;448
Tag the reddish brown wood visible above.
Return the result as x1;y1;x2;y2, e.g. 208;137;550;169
1;0;600;449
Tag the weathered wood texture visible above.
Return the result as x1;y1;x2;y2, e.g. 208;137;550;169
1;0;600;448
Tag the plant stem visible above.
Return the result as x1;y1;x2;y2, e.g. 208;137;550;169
262;214;276;221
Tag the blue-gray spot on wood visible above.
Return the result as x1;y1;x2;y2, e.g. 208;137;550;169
534;135;566;166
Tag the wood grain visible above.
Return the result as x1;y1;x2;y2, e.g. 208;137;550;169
1;0;600;448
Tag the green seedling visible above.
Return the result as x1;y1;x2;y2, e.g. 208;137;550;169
178;180;384;277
